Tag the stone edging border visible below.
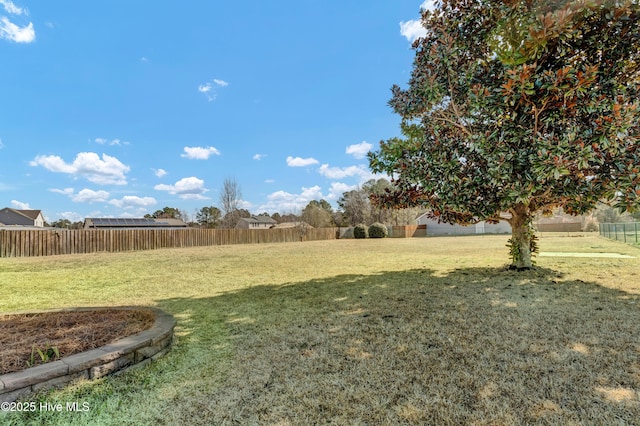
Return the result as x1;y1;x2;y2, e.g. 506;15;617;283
0;306;176;403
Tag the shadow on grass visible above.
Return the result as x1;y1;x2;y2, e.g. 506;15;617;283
8;267;638;425
152;267;640;425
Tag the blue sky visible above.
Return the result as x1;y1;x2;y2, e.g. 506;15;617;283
0;0;431;222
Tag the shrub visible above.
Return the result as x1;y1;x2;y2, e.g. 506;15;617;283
353;224;368;239
583;220;599;232
368;222;388;238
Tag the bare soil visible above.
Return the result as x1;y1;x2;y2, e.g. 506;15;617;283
0;309;156;375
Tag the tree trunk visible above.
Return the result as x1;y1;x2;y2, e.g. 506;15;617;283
509;205;534;270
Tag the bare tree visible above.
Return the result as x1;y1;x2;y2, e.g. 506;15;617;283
295;221;310;241
219;177;242;228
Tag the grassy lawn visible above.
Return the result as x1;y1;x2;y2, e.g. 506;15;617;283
1;234;639;425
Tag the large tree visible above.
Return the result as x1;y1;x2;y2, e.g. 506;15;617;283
146;207;184;221
196;206;222;228
301;199;335;228
363;179;395;224
369;0;640;268
338;188;371;226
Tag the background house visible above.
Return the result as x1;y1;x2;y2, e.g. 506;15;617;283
416;212;511;236
272;221;312;229
235;215;277;229
0;208;45;227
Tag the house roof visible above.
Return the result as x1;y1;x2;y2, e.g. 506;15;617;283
239;215;277;224
1;208;42;220
272;221;313;229
416;211;512;222
17;210;42;220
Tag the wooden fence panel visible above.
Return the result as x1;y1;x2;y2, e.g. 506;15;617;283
0;227;340;258
536;222;582;232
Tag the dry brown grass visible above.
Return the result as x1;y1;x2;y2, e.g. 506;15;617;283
1;235;639;425
174;265;640;425
0;309;156;375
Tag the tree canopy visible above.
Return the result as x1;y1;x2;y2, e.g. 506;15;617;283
196;206;222;228
145;207;185;221
369;0;640;268
301;199;335;228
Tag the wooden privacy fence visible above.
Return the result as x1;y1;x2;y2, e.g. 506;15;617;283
389;225;427;238
535;222;582;232
0;227;339;258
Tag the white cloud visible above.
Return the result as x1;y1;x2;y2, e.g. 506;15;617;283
50;187;74;196
153;168;167;178
237;199;253;210
346;141;373;159
318;164;372;180
286;156;319;167
72;189;110;203
119;209;148;218
198;78;228;101
264;179;275;184
59;211;84;222
327;182;356;201
399;20;426;42
51;188;153;209
181;146;220;160
30;152;130;185
399;1;434;43
109;195;157;209
0;16;34;43
420;0;435;10
253;153;266;160
11;199;30;209
0;0;25;15
0;138;4;149
259;185;326;213
95;138;125;146
154;176;209;200
258;182;357;213
198;83;212;93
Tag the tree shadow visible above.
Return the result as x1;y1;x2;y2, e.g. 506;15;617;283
147;266;640;425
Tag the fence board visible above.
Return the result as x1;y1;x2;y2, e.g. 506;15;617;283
0;227;340;258
536;222;582;232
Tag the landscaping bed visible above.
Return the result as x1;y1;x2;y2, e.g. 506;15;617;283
0;309;156;375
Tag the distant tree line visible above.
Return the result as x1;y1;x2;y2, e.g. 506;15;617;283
143;177;422;229
47;176;639;230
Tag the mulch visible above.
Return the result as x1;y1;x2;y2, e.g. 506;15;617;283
0;309;156;375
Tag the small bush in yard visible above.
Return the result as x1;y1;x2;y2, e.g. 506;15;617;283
369;223;388;238
583;220;598;232
354;224;368;239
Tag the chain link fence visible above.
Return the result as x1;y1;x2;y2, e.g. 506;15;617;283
599;222;640;244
